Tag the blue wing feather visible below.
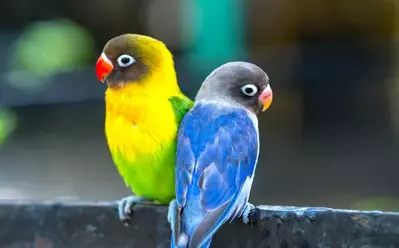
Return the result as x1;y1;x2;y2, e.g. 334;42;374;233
174;102;259;248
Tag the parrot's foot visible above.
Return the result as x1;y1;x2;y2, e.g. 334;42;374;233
167;199;178;224
118;195;152;226
168;199;185;247
242;202;256;224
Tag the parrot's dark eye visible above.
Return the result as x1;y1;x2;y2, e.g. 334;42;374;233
117;54;135;68
241;84;258;96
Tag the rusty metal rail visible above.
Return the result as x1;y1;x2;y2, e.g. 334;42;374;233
0;201;399;247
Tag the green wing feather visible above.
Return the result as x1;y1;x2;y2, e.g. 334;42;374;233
168;95;194;123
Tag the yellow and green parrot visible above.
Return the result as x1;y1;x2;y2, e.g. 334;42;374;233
95;34;193;223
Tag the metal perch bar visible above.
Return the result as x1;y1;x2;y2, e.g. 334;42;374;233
0;201;399;248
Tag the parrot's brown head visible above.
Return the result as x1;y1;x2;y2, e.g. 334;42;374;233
96;34;175;90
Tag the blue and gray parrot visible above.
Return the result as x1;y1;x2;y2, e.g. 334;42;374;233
168;62;273;248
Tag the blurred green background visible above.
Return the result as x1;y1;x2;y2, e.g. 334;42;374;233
0;0;398;211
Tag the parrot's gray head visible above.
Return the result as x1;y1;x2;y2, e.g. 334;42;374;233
195;62;273;114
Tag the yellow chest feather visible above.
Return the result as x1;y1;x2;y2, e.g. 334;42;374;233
105;92;178;162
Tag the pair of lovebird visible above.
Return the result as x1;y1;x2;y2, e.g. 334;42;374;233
95;34;273;248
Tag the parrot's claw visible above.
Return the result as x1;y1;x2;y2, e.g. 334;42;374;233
117;195;151;225
242;202;256;224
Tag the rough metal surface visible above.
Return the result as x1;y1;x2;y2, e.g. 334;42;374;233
1;201;399;248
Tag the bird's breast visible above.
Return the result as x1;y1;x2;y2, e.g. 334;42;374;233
104;95;178;162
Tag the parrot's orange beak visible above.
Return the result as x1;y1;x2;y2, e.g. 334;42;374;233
259;84;273;112
96;53;113;83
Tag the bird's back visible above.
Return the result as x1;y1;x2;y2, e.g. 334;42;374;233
175;102;259;247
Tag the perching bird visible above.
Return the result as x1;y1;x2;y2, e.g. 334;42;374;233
168;62;273;248
95;34;193;223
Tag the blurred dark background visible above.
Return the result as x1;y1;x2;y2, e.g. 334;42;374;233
0;0;399;211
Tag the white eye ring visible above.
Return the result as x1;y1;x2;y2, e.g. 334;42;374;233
117;54;135;67
241;84;258;96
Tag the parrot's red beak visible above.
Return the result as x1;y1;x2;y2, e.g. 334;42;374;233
96;53;114;83
259;84;273;112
